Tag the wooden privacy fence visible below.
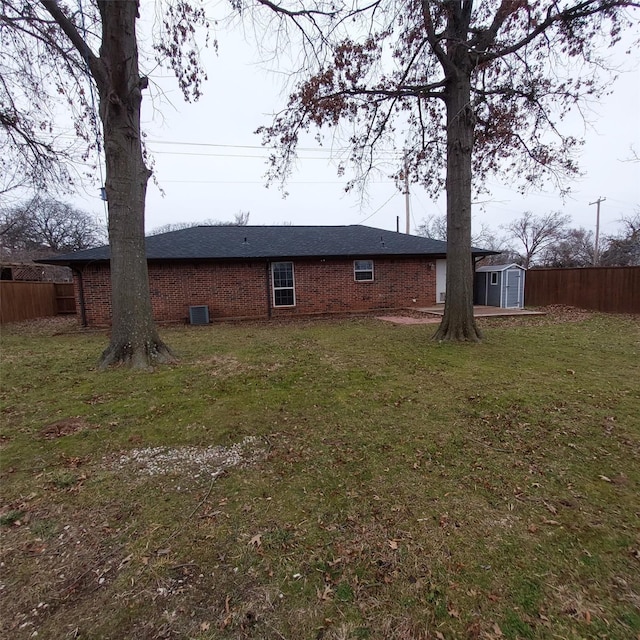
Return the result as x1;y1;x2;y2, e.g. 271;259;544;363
525;266;640;314
0;282;76;324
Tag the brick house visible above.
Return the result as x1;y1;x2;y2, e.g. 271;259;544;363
40;225;494;327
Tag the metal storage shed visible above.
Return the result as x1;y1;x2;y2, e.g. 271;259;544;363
475;263;526;308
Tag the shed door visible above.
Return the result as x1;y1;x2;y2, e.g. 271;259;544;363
504;269;523;308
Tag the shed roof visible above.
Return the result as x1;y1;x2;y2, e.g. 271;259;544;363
39;224;496;265
476;263;526;272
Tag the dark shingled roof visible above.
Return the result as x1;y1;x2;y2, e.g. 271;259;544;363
39;224;495;265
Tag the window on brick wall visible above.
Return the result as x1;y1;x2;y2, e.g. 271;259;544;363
272;262;295;306
354;259;374;281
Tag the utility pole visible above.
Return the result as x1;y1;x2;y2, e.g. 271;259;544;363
589;197;606;266
404;157;410;234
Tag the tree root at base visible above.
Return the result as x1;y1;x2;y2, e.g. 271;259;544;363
432;318;482;343
98;338;177;370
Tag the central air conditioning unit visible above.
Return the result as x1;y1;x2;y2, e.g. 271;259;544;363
189;305;210;325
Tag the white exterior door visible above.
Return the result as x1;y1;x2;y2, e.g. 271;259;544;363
436;259;447;304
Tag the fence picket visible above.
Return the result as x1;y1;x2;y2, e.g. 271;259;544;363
0;282;76;324
525;267;639;314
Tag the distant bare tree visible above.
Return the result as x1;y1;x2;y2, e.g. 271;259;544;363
600;211;640;266
540;228;595;267
476;239;522;267
149;211;250;236
232;211;250;227
147;221;199;236
416;213;497;248
504;211;571;269
416;214;448;241
0;196;105;259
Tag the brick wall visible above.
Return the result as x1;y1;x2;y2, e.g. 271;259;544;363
74;264;111;326
74;257;437;326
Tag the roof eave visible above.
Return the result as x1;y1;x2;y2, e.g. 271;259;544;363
35;249;499;266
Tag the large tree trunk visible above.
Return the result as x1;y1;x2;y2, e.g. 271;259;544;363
93;1;174;369
433;72;481;342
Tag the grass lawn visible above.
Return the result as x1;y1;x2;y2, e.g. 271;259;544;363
0;309;638;640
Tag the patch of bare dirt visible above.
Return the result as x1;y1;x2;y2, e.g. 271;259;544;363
39;418;97;440
1;316;81;336
195;355;282;377
0;500;131;639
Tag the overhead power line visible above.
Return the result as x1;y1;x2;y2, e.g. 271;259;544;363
145;139;404;157
357;192;400;224
151;150;344;160
160;179;396;185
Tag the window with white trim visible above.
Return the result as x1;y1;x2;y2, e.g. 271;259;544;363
490;272;498;285
272;262;295;306
354;259;374;281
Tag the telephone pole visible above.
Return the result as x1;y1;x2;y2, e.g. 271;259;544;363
589;197;606;266
404;157;410;234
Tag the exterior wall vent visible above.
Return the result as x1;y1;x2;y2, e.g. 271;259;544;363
189;305;209;325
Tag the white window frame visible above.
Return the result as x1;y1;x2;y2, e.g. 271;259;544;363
354;259;374;282
272;261;296;307
490;272;499;285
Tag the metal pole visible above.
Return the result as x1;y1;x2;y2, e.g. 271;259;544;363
404;159;410;234
589;197;606;266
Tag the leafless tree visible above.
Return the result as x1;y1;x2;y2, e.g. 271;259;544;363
1;1;210;368
0;196;105;259
415;214;448;242
258;0;639;341
417;212;523;266
540;227;595;267
600;211;640;266
416;212;498;249
148;211;251;236
503;211;571;268
474;235;521;267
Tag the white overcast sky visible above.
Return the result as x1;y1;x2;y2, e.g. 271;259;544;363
74;14;640;241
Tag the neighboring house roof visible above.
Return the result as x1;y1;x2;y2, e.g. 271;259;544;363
476;263;526;272
38;224;496;265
